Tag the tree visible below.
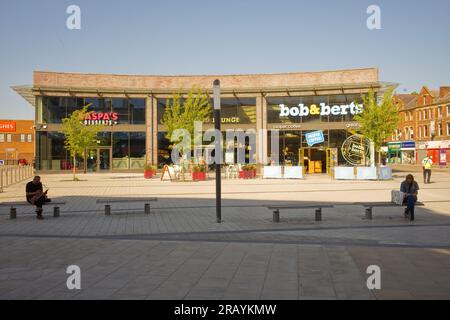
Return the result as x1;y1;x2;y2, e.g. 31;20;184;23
354;88;401;165
162;87;212;161
61;104;100;180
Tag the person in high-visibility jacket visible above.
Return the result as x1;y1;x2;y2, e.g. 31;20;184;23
422;156;433;184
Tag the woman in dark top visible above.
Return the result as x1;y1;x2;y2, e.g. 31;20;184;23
400;174;419;221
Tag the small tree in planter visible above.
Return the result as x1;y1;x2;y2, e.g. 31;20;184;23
144;164;157;179
192;164;207;181
239;164;257;179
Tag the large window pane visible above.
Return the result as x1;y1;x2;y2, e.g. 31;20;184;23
43;97;66;123
130;99;146;124
112;99;129;124
130;132;146;157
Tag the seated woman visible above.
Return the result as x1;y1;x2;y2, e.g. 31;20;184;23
400;174;419;221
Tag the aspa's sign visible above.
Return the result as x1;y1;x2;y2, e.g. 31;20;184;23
279;102;363;118
84;112;118;126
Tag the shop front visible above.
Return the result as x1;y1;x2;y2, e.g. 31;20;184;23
267;94;366;174
401;141;416;164
387;141;416;164
425;140;450;166
387;142;402;164
35;97;146;172
13;68;389;173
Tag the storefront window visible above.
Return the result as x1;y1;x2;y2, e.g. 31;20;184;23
43;97;66;123
212;98;256;124
157;132;171;166
36;131;75;170
130;99;146;124
112;99;129;124
42;96;146;125
130;132;146;158
111;132;146;170
157;97;256;126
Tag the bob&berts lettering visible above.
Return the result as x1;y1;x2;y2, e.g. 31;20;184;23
279;102;363;117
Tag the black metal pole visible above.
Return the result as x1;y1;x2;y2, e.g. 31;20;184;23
213;79;221;223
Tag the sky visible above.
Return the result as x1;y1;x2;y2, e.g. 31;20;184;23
0;0;449;119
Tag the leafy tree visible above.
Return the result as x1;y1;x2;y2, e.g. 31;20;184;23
61;104;100;180
354;88;401;165
162;87;212;160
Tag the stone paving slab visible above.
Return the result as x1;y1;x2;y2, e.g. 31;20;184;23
1;237;449;300
0;172;449;300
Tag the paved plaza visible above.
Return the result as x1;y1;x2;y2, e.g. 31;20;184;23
0;169;449;300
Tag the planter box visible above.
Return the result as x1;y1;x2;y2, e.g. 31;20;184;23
192;171;207;181
263;166;282;179
144;170;156;179
356;167;377;180
239;170;256;179
284;166;303;179
334;167;355;180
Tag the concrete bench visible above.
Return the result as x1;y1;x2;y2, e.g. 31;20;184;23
0;201;67;219
267;205;334;222
96;198;158;215
357;202;425;220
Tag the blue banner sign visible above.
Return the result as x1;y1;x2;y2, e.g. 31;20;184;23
402;141;416;149
305;131;325;146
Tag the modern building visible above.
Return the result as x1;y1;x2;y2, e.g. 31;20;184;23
0;120;35;165
389;86;450;165
13;68;393;173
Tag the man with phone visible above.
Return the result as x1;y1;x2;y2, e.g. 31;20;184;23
26;176;51;219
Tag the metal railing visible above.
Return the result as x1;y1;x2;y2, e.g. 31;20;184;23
0;165;35;192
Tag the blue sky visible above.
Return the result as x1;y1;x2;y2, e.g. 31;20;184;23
0;0;449;119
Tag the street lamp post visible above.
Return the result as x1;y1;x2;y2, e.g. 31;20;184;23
213;79;222;223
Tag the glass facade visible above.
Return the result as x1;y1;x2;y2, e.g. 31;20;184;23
34;91;369;170
36;131;146;171
42;97;145;124
36;96;146;171
157;97;256;125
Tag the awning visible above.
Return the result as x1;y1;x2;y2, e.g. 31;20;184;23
11;85;35;107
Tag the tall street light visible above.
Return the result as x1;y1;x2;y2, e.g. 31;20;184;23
213;79;222;223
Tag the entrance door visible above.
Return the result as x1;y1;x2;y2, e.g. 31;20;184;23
98;148;111;171
300;148;327;174
86;148;112;172
86;149;98;172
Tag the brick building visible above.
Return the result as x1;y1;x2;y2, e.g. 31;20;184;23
389;86;450;165
0;120;35;165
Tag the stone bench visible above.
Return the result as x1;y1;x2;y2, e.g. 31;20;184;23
96;198;158;215
357;202;425;220
267;204;334;222
0;201;67;219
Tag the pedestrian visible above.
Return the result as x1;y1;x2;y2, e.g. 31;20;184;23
25;176;51;219
422;155;433;184
400;174;419;221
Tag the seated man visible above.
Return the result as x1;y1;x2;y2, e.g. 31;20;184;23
400;174;419;221
26;176;51;219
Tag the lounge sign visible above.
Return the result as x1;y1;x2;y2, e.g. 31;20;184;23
84;112;118;126
279;102;363;117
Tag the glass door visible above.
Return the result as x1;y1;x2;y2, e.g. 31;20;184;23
98;148;111;171
86;149;98;172
86;148;112;172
